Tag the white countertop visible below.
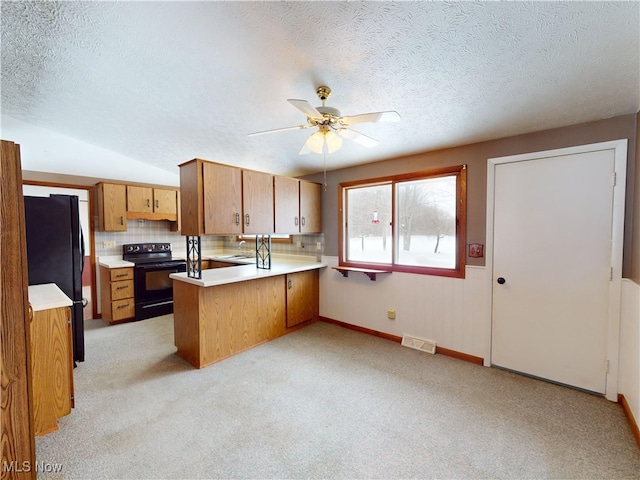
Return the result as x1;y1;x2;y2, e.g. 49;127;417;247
98;256;135;268
171;257;327;287
28;283;73;312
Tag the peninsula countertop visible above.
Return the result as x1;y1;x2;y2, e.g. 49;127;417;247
28;283;73;312
170;255;327;288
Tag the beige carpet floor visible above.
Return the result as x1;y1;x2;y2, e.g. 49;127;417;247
35;315;639;479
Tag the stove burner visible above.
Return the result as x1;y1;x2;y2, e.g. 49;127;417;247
122;243;179;263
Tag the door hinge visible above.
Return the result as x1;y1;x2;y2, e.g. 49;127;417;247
70;393;75;401
610;267;613;281
612;172;616;186
605;360;610;373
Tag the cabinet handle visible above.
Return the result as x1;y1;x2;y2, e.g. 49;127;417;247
288;279;292;290
116;285;127;290
155;199;159;208
301;217;306;226
295;216;299;226
235;213;240;226
117;303;130;309
115;273;128;278
147;199;150;207
245;214;250;226
120;216;124;225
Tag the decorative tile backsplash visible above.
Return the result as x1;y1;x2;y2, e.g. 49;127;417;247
94;219;323;258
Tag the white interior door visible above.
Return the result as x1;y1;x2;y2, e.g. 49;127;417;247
490;146;623;395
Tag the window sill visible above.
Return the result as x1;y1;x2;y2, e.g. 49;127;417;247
333;266;392;281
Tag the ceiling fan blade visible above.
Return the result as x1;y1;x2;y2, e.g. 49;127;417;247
337;128;380;148
340;110;401;126
287;99;324;120
248;124;311;136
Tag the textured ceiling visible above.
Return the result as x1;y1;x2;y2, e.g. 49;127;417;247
1;1;639;177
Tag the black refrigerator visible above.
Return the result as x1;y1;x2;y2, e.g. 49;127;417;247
24;194;85;363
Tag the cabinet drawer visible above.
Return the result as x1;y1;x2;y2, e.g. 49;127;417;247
111;280;134;300
110;267;133;282
111;299;135;321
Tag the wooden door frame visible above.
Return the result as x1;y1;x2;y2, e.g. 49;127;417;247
485;139;628;402
22;180;98;321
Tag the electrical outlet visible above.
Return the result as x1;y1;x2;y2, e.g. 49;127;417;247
387;308;396;320
296;241;302;248
316;242;322;250
102;240;116;249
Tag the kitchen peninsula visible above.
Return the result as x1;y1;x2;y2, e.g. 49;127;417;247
170;256;326;368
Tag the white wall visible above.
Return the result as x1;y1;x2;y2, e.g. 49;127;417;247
319;256;491;362
2;116;179;186
619;279;640;425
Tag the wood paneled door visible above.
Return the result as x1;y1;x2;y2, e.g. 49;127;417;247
1;139;37;479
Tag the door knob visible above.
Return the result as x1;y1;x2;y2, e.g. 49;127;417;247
497;277;506;285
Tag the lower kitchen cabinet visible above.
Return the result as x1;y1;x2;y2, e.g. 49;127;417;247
173;268;320;368
173;276;286;368
286;270;319;327
30;304;74;436
100;266;135;324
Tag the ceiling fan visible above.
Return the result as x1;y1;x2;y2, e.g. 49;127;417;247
248;86;401;155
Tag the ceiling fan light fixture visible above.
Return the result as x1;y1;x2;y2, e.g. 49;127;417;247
306;131;325;154
251;85;400;156
325;130;343;153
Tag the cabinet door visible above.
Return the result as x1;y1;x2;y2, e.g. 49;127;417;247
127;185;153;213
153;188;178;215
242;169;274;234
99;183;127;231
30;306;73;435
286;270;319;327
203;162;243;234
274;176;300;234
300;181;322;233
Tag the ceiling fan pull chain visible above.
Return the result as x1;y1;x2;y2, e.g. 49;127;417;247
323;151;327;191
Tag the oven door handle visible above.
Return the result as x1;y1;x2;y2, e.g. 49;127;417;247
136;262;186;270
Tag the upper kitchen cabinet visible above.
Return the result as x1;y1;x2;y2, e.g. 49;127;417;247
180;159;241;235
97;182;179;232
299;180;321;233
242;169;274;235
180;159;274;236
127;185;153;213
153;188;178;216
98;183;127;232
203;161;243;235
274;176;322;234
127;185;178;217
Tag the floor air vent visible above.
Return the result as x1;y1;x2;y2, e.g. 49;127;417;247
401;335;436;354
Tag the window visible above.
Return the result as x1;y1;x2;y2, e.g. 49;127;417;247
339;165;466;278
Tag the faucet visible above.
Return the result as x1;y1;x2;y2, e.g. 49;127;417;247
238;240;246;250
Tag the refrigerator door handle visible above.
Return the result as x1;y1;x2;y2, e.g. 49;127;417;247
79;227;85;274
